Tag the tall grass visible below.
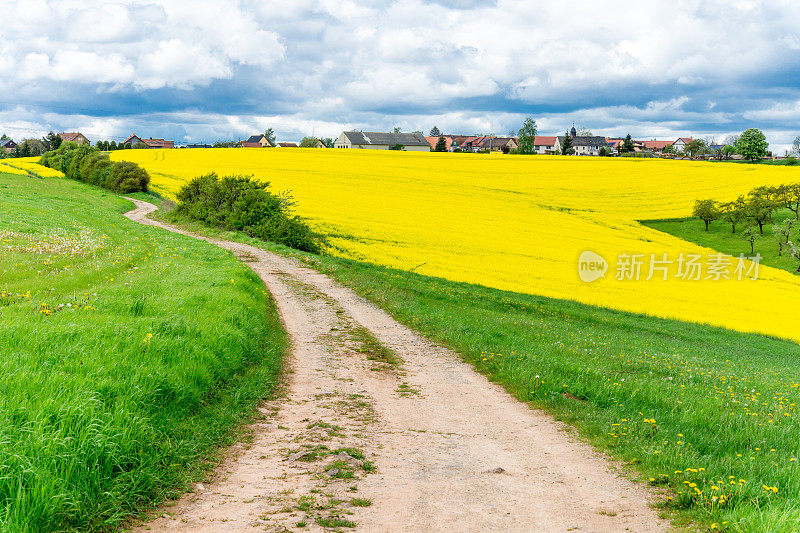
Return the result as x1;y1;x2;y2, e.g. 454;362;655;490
0;173;286;531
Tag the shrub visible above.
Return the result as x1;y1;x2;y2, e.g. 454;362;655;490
173;173;324;253
110;161;150;192
39;143;150;193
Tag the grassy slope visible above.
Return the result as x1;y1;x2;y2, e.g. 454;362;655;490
0;174;287;531
143;197;800;532
643;209;800;274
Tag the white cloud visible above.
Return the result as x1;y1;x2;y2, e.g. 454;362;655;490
1;0;800;149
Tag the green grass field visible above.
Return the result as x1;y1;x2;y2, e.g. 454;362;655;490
145;198;800;532
0;172;287;531
643;209;800;275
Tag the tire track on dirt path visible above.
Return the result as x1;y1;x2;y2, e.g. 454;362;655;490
124;198;670;532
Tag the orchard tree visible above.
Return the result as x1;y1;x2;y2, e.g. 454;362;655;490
429;125;441;137
735;128;769;161
693;199;720;231
516;117;538;155
720;197;746;233
772;219;794;256
740;224;760;254
788;241;800;272
745;190;776;234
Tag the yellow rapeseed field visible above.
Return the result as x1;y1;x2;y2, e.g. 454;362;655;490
4;157;65;177
106;148;799;341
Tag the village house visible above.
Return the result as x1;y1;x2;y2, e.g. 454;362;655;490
334;131;431;151
640;140;674;152
1;139;17;153
673;137;692;153
474;137;518;152
58;132;90;145
532;136;560;154
123;134;175;149
277;142;299;148
447;135;482;152
425;135;455;151
240;134;271;148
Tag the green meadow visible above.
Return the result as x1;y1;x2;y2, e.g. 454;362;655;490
0;172;286;531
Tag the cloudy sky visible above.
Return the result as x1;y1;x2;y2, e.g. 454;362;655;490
2;0;800;151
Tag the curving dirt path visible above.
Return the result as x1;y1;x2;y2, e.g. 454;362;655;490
124;198;669;533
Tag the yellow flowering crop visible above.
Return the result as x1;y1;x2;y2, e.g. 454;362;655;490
0;162;28;176
110;148;800;342
3;157;65;177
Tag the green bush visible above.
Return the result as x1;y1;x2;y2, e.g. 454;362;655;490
173;173;324;253
39;143;150;193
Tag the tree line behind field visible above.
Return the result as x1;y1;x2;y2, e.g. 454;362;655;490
693;183;800;269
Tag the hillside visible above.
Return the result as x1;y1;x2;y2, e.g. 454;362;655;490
0;169;286;531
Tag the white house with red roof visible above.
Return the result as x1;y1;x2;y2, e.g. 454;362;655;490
532;136;560;154
673;137;693;153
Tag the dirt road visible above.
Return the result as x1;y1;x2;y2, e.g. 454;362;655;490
124;198;668;532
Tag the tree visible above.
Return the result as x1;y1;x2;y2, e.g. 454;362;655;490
389;143;404;150
0;133;8;140
719;197;746;233
429;126;441;137
264;128;276;147
392;127;402;133
792;136;800;156
778;183;800;219
621;134;635;153
662;143;675;154
110;140;118;151
723;134;740;147
772;219;794;256
745;190;776;234
44;131;62;151
560;132;574;155
788;241;800;272
684;139;707;159
720;144;736;160
435;135;447;152
693;199;719;231
598;146;608;157
735;128;769;161
740;224;760;254
577;127;592;136
321;137;334;148
516;117;538;155
299;137;320;148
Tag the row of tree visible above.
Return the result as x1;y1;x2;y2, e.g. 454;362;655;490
1;132;64;158
40;143;150;193
693;183;800;269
